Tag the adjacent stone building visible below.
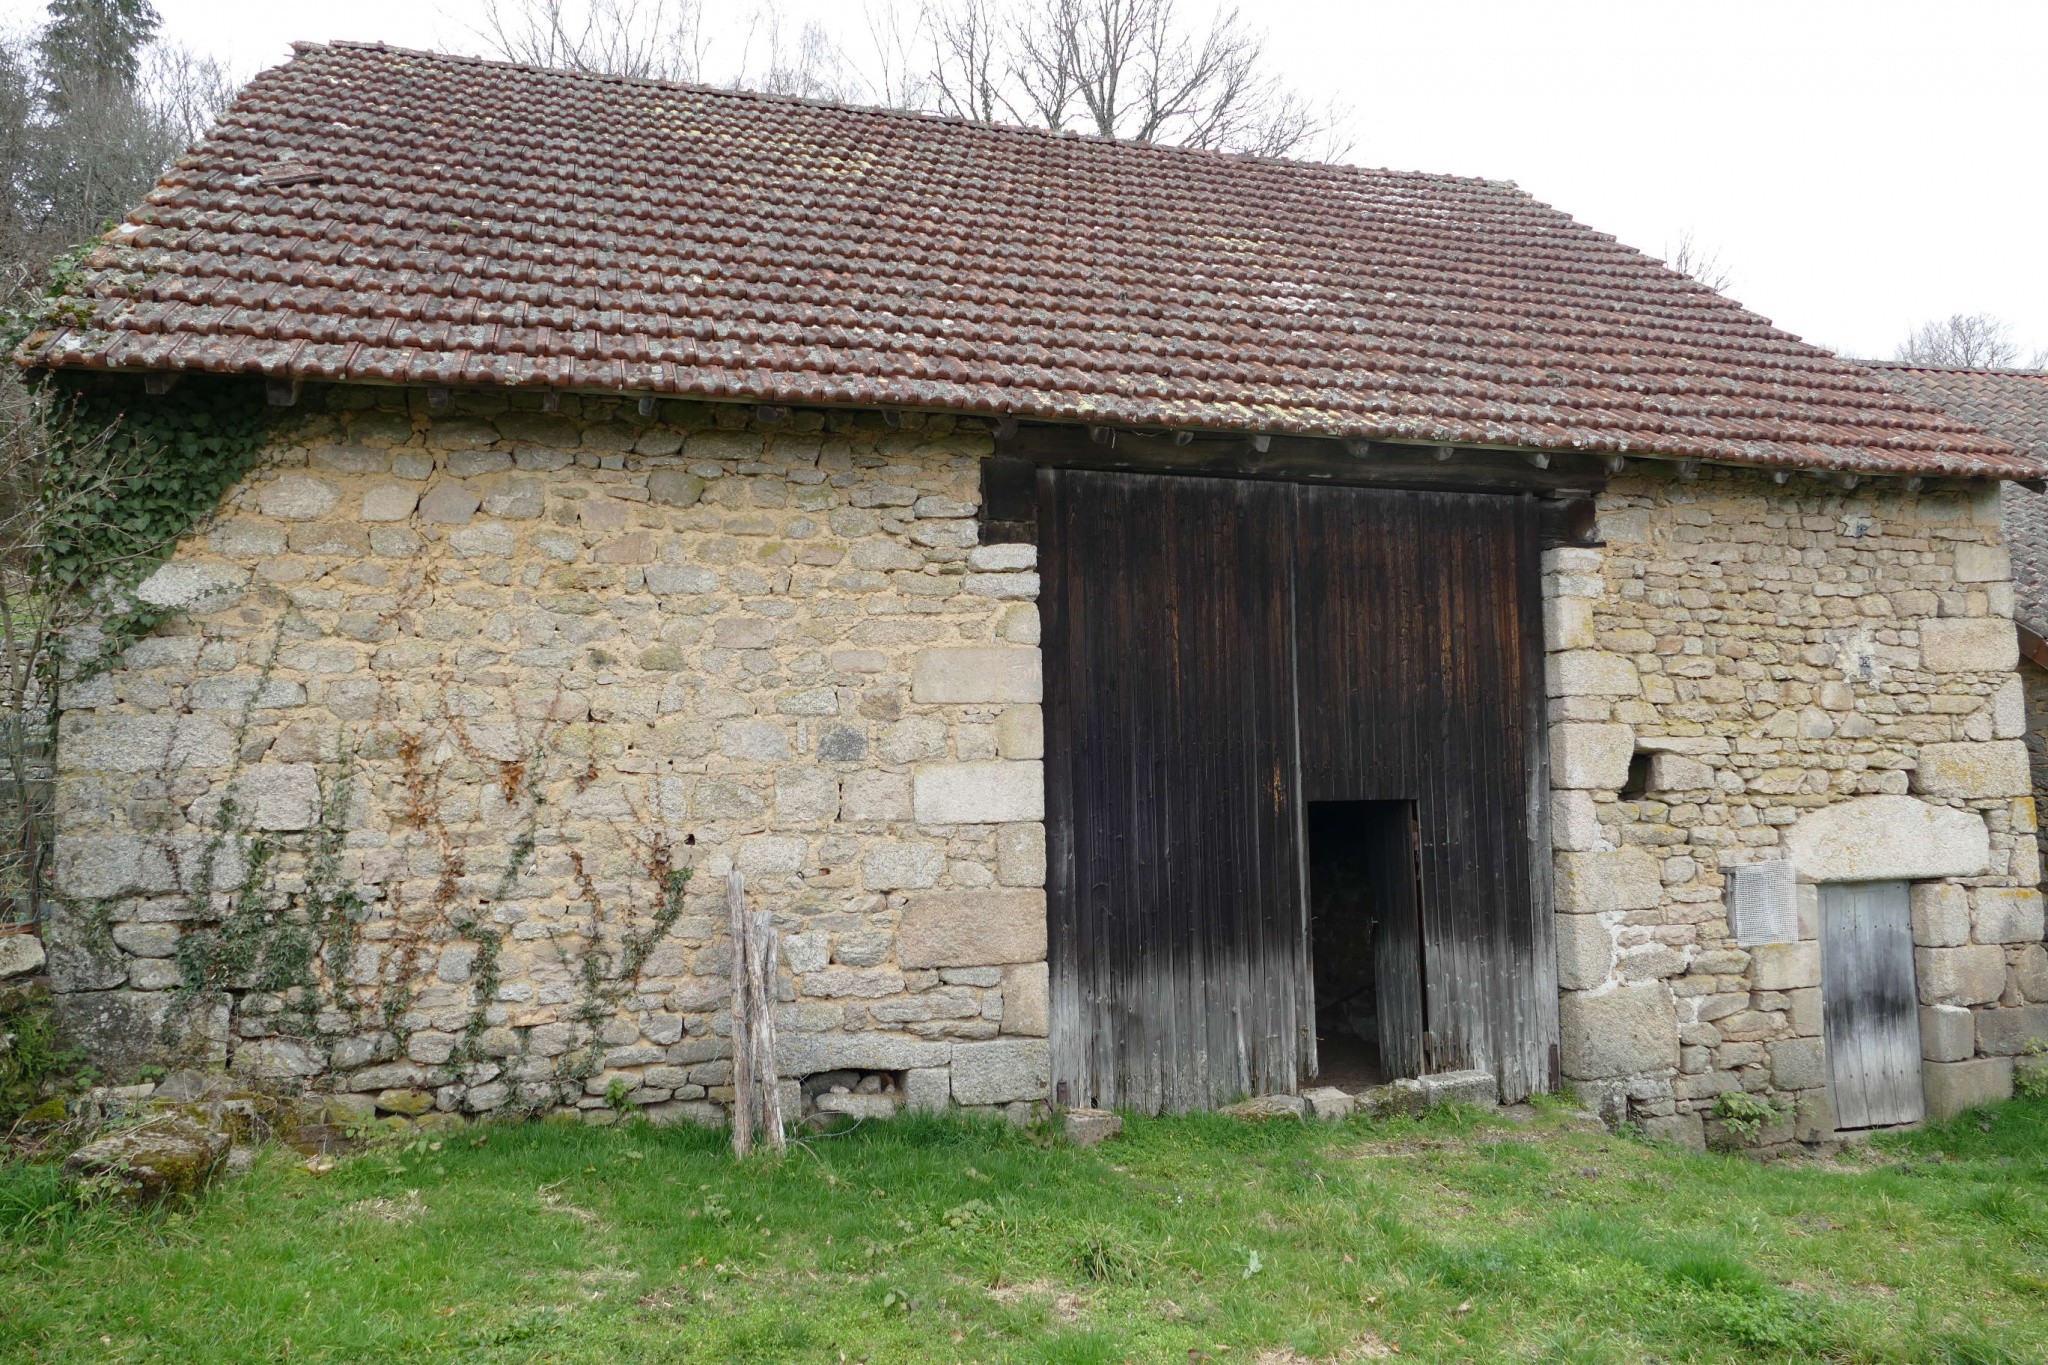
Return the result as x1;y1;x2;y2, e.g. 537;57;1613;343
17;43;2048;1141
1873;363;2048;802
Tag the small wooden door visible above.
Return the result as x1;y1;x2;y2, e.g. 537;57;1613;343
1820;882;1925;1129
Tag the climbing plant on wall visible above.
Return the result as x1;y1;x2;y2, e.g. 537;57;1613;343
38;372;273;657
0;370;271;923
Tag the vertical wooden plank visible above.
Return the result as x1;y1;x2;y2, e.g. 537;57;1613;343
1366;800;1426;1076
748;908;786;1152
1822;885;1868;1129
1869;882;1926;1125
1432;491;1479;1075
1039;466;1081;1108
1508;496;1559;1099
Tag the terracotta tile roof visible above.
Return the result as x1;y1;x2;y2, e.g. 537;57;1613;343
1867;363;2048;461
16;41;2036;479
1869;362;2048;628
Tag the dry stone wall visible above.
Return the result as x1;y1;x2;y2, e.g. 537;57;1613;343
1548;465;2044;1147
47;386;1050;1125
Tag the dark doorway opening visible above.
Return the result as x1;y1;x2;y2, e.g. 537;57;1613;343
1308;800;1426;1091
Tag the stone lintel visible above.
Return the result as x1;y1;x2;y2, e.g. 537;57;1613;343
1782;795;1989;882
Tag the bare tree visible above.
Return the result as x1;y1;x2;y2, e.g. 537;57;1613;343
0;14;231;272
141;39;235;147
1894;313;2048;370
920;0;1013;122
475;0;708;83
479;0;1345;158
733;6;860;102
1666;230;1733;294
921;0;1341;158
852;0;927;111
476;0;871;101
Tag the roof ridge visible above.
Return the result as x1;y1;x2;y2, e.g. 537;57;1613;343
301;39;1522;190
1864;358;2048;379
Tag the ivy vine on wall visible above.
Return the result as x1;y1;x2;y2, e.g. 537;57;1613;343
1;369;273;926
39;373;273;667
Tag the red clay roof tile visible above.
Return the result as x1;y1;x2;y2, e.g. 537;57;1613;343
1869;363;2048;463
14;41;2035;478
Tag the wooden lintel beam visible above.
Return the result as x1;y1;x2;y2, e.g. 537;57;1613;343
994;424;1609;498
2020;623;2048;673
1539;490;1602;549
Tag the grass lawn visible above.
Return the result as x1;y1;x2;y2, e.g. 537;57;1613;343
2;1097;2045;1363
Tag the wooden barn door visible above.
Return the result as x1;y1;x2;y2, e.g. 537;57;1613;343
1821;882;1925;1128
1040;468;1551;1113
1292;487;1555;1102
1040;469;1308;1114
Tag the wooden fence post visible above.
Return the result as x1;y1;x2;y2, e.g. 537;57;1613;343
727;869;753;1158
748;908;786;1153
726;870;785;1157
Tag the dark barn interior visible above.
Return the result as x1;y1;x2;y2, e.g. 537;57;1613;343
1024;440;1568;1115
1307;800;1423;1093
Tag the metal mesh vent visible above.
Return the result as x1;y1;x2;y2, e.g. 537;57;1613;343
1728;860;1797;947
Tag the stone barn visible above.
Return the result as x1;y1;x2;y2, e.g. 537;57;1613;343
18;42;2048;1143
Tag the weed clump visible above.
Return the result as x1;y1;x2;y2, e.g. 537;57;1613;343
0;983;87;1125
1711;1090;1783;1144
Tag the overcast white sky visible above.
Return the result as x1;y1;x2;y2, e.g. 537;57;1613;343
5;0;2041;361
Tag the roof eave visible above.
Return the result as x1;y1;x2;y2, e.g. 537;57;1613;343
26;352;2043;488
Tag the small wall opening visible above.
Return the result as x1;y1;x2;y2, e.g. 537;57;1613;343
802;1069;901;1120
1308;799;1425;1089
1620;751;1654;800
